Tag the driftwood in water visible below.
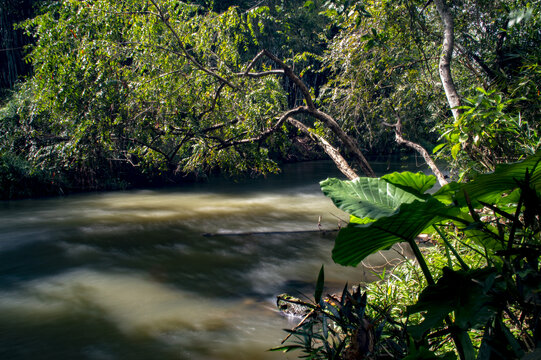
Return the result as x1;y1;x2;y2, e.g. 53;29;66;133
202;229;339;237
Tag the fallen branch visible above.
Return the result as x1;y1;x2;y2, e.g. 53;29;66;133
202;229;339;237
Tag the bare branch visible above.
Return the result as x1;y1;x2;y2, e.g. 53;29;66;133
420;0;434;14
384;109;448;186
455;43;494;84
247;49;375;177
201;119;240;134
260;49;316;109
309;108;376;177
236;70;285;78
130;136;173;163
243;50;267;74
216;106;306;149
198;82;226;120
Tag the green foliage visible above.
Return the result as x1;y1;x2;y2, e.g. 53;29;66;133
0;152;63;199
317;0;541;172
320;151;541;358
437;87;540;177
318;0;447;153
434;2;541;176
3;0;540;197
272;266;405;359
4;0;300;191
1;0;344;196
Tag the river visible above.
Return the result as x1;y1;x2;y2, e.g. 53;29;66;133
0;159;426;359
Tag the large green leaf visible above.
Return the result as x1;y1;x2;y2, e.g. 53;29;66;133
436;151;541;208
332;197;454;266
320;177;423;220
381;171;437;197
326;152;541;267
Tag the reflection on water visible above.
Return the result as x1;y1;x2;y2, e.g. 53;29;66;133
0;160;424;359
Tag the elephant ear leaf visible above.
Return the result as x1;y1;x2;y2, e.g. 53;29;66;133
442;150;541;208
320;177;424;221
332;197;454;266
381;171;437;197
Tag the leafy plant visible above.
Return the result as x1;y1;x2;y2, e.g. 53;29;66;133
319;151;541;359
436;87;540;178
271;265;406;359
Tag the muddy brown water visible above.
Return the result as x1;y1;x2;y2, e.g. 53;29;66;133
0;160;425;359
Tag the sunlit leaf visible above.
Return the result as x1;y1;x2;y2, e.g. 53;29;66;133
432;143;446;154
332;197;454;266
381;171;437;197
320;177;424;220
442;150;541;208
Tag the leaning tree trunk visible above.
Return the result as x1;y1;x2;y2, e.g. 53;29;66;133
384;116;448;186
257;50;376;178
288;118;359;180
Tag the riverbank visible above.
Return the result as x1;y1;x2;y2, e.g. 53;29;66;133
1;152;428;200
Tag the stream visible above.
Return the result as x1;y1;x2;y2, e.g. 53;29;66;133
0;159;426;359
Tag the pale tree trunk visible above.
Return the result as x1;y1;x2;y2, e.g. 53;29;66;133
434;0;461;121
257;50;376;178
433;0;494;170
288;118;359;180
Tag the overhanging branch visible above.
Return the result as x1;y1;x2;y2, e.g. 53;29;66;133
383;110;447;186
288;118;358;180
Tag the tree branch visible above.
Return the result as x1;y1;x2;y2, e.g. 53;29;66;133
148;0;239;90
247;49;375;177
237;70;285;78
216;106;306;149
455;43;495;82
288;118;358;180
384;110;448;186
260;49;316;109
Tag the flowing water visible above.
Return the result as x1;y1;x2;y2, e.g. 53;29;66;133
0;160;425;360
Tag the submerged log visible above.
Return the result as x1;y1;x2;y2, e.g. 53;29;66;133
202;229;339;237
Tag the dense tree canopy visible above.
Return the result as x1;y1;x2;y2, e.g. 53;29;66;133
0;0;540;197
318;0;540;176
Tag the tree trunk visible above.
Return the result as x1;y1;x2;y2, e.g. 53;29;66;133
308;109;375;177
433;0;461;121
288;118;359;180
259;50;376;178
434;0;494;171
